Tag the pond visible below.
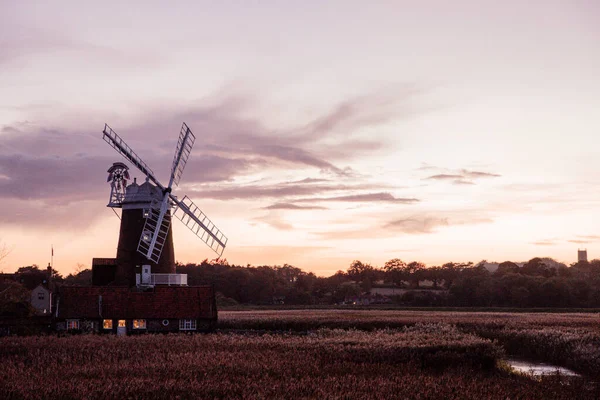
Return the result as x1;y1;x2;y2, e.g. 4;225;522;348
506;359;580;377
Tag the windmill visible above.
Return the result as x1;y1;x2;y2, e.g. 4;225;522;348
102;123;228;286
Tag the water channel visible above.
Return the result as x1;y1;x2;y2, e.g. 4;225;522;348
506;359;580;377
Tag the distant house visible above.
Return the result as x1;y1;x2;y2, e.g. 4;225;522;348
54;285;217;335
30;284;52;316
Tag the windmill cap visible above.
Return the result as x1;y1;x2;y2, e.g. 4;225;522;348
122;180;163;207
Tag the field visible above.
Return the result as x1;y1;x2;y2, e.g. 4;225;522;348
1;311;599;399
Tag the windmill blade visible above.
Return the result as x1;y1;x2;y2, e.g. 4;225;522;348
137;195;172;263
102;124;162;188
169;122;196;188
171;195;228;256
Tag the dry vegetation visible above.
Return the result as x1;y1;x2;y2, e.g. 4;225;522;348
1;311;599;399
220;310;600;378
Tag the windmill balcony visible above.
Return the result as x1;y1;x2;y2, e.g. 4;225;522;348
151;273;187;286
140;273;188;286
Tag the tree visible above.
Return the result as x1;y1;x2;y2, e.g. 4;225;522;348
422;266;442;288
347;260;376;291
405;261;425;288
0;281;33;317
495;261;520;277
522;258;556;277
383;258;406;286
439;263;465;289
64;268;92;286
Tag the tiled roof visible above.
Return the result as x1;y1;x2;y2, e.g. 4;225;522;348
56;286;215;319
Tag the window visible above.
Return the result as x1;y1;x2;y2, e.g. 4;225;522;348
179;319;197;331
66;320;80;330
118;320;126;328
38;292;45;300
133;319;146;329
103;319;113;329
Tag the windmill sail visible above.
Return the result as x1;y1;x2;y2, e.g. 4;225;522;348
103;124;160;187
137;198;172;263
169;122;196;188
172;195;228;256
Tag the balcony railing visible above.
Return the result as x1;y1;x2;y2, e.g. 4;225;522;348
149;273;187;286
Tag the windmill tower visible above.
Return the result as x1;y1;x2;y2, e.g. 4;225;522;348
103;123;228;287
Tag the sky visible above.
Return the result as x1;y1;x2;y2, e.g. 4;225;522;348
1;1;599;277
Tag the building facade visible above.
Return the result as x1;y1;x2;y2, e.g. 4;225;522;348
55;285;217;334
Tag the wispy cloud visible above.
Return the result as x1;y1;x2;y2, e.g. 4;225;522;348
531;240;558;246
253;213;294;231
296;192;419;204
568;235;600;244
384;217;449;234
426;174;464;181
0;87;423;231
315;212;493;240
576;235;600;240
263;203;327;210
423;168;501;186
462;169;501;179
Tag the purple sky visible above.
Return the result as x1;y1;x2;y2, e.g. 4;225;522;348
1;1;599;276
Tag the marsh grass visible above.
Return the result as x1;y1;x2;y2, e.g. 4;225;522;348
1;322;598;399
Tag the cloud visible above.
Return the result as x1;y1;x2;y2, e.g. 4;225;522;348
569;235;600;244
297;192;419;204
0;86;427;232
384;217;449;234
426;174;464;181
284;178;330;185
423;169;501;185
263;203;327;210
452;179;476;185
531;240;557;246
253;213;294;231
461;169;501;179
295;83;426;143
0;25;160;68
315;213;493;240
189;182;378;200
576;235;600;240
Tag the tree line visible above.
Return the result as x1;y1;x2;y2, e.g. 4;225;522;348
176;257;600;307
4;257;600;308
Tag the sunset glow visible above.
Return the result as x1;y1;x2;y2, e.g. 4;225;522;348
1;1;599;276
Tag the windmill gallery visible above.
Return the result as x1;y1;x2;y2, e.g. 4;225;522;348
53;123;228;334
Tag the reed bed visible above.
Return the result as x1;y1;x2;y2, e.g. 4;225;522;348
1;322;596;399
219;310;600;377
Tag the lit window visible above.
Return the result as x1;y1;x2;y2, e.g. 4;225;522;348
179;319;197;331
133;319;146;329
103;319;113;329
118;320;126;328
66;320;80;330
38;292;45;300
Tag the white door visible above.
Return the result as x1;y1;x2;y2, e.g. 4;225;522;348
117;320;126;336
